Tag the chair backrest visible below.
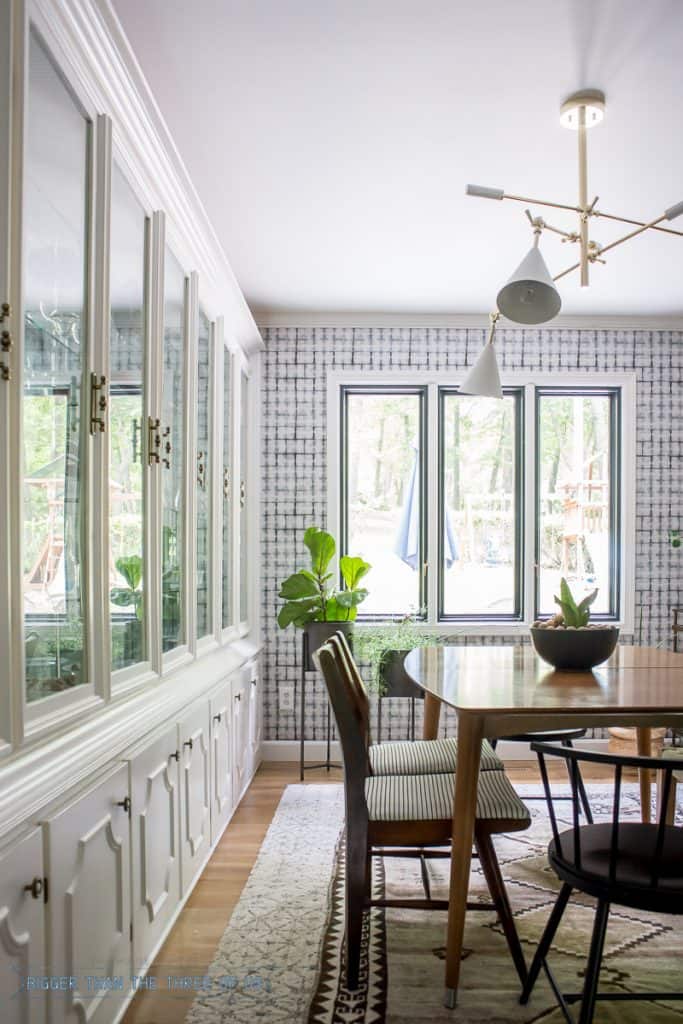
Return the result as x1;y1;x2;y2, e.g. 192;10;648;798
314;639;369;823
328;631;372;749
532;741;682;888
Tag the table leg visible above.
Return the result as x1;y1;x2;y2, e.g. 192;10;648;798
636;726;652;823
444;711;484;1007
423;692;442;740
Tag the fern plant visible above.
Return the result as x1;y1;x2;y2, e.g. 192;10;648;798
553;577;598;628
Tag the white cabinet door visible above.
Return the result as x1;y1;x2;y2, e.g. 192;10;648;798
129;725;181;974
43;764;131;1024
0;828;46;1024
231;674;250;803
178;702;211;894
209;685;234;845
247;662;262;779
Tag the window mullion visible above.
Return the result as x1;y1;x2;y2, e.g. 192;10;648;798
524;382;536;624
426;382;439;625
147;212;165;675
88;114;113;702
185;272;199;654
211;317;224;642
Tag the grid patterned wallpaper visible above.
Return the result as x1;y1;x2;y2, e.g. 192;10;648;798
260;325;683;743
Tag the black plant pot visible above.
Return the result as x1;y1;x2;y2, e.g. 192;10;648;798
304;620;354;672
380;650;424;699
530;626;619;671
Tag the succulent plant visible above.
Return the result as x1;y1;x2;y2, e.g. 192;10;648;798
553;577;598;628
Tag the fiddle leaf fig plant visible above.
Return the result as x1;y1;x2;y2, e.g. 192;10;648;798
553;577;598;628
277;526;371;629
110;555;144;620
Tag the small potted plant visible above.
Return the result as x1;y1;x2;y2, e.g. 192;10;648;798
353;614;436;697
531;577;619;670
277;526;371;668
110;554;144;663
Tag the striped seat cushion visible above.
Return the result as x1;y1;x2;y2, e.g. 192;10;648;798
365;769;530;824
368;737;502;776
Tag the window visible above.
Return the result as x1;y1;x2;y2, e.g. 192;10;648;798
109;163;148;672
440;390;522;618
221;349;232;630
23;29;90;703
161;249;187;653
196;309;212;640
536;389;620;619
333;375;633;628
340;388;426;616
239;368;250;625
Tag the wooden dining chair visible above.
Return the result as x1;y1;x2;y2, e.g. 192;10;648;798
520;743;683;1023
316;637;532;991
329;631;503;777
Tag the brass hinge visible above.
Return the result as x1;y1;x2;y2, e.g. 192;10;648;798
197;449;206;489
223;467;230;500
89;373;107;434
162;425;171;469
0;302;10;380
240;480;246;508
147;417;161;466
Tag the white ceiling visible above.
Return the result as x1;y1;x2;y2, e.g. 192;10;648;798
112;0;683;319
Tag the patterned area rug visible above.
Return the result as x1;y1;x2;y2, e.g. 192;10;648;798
188;783;683;1023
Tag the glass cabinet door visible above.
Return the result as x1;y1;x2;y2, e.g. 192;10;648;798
239;369;249;625
161;249;186;653
109;164;147;671
22;30;90;703
221;350;232;630
196;309;211;640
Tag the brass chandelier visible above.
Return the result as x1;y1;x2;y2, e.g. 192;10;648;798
460;89;683;398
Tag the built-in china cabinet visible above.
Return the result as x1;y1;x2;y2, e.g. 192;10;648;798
0;2;262;1020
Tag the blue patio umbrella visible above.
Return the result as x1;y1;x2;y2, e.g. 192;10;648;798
394;445;458;569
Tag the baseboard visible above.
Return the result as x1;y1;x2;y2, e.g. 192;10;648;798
261;738;610;763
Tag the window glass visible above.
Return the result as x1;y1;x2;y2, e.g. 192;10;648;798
537;392;616;616
221;352;232;629
109;164;146;670
23;30;89;702
239;370;249;624
343;390;424;616
161;249;186;652
441;392;519;617
196;310;212;639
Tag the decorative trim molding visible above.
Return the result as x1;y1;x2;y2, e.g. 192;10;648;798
256;311;683;332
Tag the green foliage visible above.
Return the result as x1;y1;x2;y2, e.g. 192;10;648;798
110;554;144;620
352;614;436;693
553;577;598;628
670;529;681;549
277;526;371;630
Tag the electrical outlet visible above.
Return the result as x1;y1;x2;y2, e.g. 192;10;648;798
280;685;295;712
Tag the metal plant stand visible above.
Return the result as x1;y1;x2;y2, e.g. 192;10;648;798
299;630;341;781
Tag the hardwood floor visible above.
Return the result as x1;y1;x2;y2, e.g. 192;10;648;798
121;758;617;1024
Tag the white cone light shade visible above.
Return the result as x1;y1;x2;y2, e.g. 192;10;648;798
496;245;562;325
459;340;502;399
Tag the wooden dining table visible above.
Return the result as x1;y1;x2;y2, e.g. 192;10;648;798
403;642;683;1008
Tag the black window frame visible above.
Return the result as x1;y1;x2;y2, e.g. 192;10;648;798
534;386;621;622
339;384;428;621
438;386;525;622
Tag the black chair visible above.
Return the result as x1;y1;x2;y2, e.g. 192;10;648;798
490;729;594;824
520;742;683;1023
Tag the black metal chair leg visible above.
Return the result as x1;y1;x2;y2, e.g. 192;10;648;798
578;900;610;1024
475;830;528;986
521;882;573;1004
419;849;432;900
563;740;594;824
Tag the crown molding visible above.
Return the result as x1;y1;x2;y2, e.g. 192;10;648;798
255;311;683;332
31;0;262;354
